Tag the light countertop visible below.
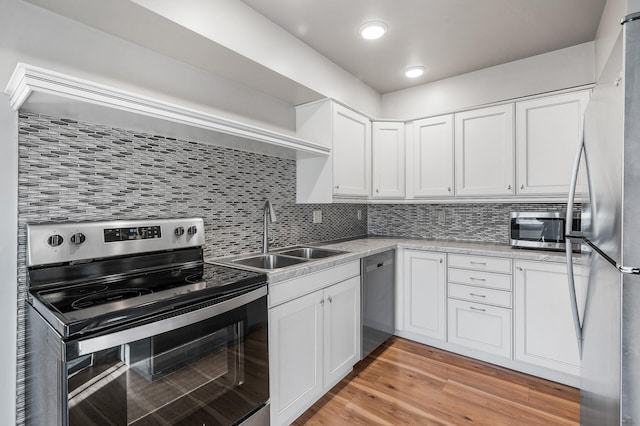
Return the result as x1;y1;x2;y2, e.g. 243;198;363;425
205;236;586;284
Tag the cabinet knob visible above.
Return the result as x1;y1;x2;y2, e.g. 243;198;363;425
507;184;512;190
328;296;333;303
376;188;379;193
447;187;451;192
335;185;340;190
517;266;524;271
439;258;443;264
320;299;325;306
520;184;525;190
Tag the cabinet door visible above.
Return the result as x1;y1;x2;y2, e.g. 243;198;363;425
332;103;371;197
411;115;454;197
402;250;446;341
455;104;515;196
447;299;512;358
372;121;405;199
514;260;588;376
323;276;361;388
516;91;590;195
269;290;324;426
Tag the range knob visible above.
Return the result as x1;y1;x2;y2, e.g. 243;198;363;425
70;233;86;246
174;226;185;237
187;226;198;236
47;234;64;247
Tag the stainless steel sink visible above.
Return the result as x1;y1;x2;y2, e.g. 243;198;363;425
276;247;347;259
231;254;307;270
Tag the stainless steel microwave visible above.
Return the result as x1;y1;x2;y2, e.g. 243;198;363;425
510;211;581;252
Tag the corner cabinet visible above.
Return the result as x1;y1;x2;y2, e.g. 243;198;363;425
454;104;515;197
408;115;454;198
515;90;590;195
397;250;447;342
372;121;405;199
268;262;360;426
514;260;587;376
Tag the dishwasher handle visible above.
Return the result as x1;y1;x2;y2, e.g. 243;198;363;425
365;258;394;273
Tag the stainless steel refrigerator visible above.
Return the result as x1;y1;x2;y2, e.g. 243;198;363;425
565;12;640;425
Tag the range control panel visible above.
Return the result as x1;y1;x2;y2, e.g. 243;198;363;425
27;218;205;267
104;226;162;242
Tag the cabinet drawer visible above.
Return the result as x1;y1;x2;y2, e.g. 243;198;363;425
448;268;512;291
448;254;512;274
269;261;360;307
448;283;512;308
447;299;512;358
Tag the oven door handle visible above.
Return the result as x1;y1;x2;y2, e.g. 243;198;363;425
70;286;267;357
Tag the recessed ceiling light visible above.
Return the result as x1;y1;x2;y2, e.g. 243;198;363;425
405;66;426;78
359;21;387;40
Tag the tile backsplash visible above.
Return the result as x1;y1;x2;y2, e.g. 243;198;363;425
368;202;571;243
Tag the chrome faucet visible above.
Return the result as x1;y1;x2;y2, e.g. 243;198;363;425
262;200;277;254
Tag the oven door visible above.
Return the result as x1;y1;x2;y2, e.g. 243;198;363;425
63;286;268;426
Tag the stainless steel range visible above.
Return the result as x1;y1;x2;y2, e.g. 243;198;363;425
26;218;269;426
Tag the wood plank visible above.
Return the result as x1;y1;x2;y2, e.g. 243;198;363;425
294;337;579;425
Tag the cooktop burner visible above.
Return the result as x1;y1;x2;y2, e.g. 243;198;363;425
71;288;154;310
29;261;266;338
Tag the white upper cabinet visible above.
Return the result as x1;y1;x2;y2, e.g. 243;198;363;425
372;121;405;199
296;100;371;202
455;104;515;197
516;90;590;195
409;115;454;198
332;103;372;197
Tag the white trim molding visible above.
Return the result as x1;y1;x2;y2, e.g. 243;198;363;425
4;63;330;159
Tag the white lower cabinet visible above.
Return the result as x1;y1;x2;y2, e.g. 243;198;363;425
447;299;512;358
401;250;447;342
324;277;361;386
269;265;360;426
514;260;587;376
447;254;513;358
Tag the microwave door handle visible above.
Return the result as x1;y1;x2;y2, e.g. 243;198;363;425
565;122;585;358
70;286;267;357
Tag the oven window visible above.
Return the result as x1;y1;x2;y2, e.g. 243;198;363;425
66;296;268;425
511;218;566;243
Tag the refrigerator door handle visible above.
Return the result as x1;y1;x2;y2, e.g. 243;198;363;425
565;124;585;358
581;237;640;275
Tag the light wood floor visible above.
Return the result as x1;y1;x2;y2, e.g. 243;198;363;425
294;337;579;425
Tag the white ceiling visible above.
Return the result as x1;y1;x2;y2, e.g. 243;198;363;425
239;0;607;94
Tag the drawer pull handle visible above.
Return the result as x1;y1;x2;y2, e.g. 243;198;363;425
469;293;486;298
470;306;486;312
469;277;486;281
469;261;486;265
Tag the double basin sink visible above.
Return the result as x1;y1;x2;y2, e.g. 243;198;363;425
230;247;347;271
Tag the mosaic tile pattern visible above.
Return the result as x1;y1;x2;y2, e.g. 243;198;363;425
368;202;574;243
15;112;367;425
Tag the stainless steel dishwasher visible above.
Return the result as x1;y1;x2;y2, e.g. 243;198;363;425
361;250;395;359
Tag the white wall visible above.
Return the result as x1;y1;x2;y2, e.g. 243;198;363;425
381;42;595;120
131;0;382;117
595;0;627;80
0;100;18;426
594;0;640;81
